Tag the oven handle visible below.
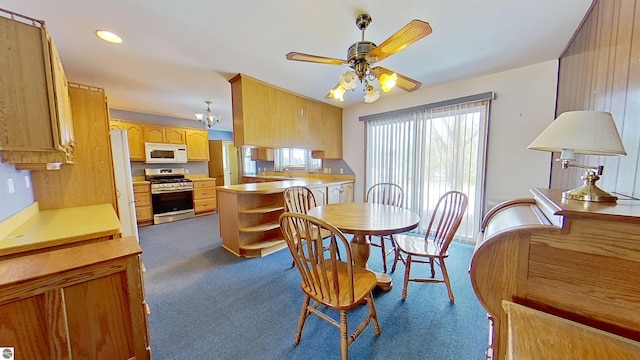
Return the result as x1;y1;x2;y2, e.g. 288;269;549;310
151;188;194;195
154;209;194;217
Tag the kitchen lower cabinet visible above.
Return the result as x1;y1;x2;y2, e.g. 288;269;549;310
193;178;217;215
0;237;150;360
327;182;354;204
133;181;153;226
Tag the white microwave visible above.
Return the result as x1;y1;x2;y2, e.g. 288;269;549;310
145;142;188;163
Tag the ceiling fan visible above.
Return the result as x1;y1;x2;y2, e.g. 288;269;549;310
286;13;432;103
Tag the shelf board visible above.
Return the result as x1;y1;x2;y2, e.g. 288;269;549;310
238;205;285;214
240;238;287;258
239;221;280;233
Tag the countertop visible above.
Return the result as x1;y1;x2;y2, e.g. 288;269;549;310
0;203;121;257
217;178;353;194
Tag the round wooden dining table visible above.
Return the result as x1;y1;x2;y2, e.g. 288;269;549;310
307;202;420;290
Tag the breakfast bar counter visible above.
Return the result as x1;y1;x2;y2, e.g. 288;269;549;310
217;177;354;257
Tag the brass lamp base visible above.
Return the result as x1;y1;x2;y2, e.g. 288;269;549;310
562;169;617;202
562;184;617;202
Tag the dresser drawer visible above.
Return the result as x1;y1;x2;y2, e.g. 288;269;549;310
134;192;151;207
194;188;216;199
193;179;216;189
133;183;150;193
135;205;153;222
194;198;217;214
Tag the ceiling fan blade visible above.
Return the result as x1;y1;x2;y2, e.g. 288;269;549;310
372;66;422;92
367;20;432;63
286;52;347;65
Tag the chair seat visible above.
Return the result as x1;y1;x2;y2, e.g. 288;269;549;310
301;260;377;310
394;233;449;258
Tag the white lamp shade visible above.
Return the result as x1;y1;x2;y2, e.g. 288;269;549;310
527;111;626;156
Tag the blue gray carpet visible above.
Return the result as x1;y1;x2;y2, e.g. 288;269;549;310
139;214;488;359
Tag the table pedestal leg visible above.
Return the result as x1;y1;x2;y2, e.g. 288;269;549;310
351;234;392;291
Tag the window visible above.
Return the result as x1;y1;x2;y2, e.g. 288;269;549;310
364;93;493;243
240;147;256;175
274;148;321;172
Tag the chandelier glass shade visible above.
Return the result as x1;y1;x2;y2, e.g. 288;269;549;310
194;100;220;128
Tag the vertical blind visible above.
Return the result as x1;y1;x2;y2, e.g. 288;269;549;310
365;97;492;243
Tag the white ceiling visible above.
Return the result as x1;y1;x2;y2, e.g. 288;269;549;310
1;1;592;132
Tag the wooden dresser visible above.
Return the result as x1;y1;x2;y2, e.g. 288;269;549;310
469;188;640;359
0;236;150;359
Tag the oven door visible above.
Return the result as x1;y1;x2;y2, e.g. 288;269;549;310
151;190;194;224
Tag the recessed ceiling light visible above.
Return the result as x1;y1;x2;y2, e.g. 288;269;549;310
96;30;123;44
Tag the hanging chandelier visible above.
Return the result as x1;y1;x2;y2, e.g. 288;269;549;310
194;100;220;128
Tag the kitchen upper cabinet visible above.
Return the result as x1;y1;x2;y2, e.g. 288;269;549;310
313;103;343;159
231;74;279;148
110;119;145;161
0;10;74;168
250;148;274;161
186;129;209;161
292;97;322;149
229;73;340;155
143;125;185;144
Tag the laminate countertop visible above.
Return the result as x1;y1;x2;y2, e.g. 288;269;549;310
217;178;353;195
0;203;121;258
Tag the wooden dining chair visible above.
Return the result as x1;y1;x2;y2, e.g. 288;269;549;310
392;191;468;303
283;186;340;266
279;212;381;360
365;182;404;273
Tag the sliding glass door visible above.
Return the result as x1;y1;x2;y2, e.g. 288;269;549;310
366;99;490;243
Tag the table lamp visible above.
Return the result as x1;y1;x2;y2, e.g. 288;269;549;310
527;110;626;202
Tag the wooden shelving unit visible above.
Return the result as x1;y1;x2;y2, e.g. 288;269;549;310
218;190;287;257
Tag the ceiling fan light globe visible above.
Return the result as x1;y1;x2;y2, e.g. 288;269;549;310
379;72;397;91
331;85;346;100
364;89;380;103
340;71;358;89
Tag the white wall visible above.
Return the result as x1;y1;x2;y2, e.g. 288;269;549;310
342;60;558;210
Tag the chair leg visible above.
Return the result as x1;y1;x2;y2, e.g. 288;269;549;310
295;295;311;345
380;236;387;273
402;255;412;301
391;246;401;273
366;294;381;336
440;259;454;303
430;258;435;278
340;310;348;360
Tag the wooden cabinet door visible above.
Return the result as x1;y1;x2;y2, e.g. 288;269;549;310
110;120;124;130
320;103;343;159
164;127;186;144
186;129;209;161
0;16;62;154
31;85;116;210
310;187;327;206
143;125;165;143
48;35;75;151
123;122;145;161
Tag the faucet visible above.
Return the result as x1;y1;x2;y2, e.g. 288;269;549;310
285;168;291;177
